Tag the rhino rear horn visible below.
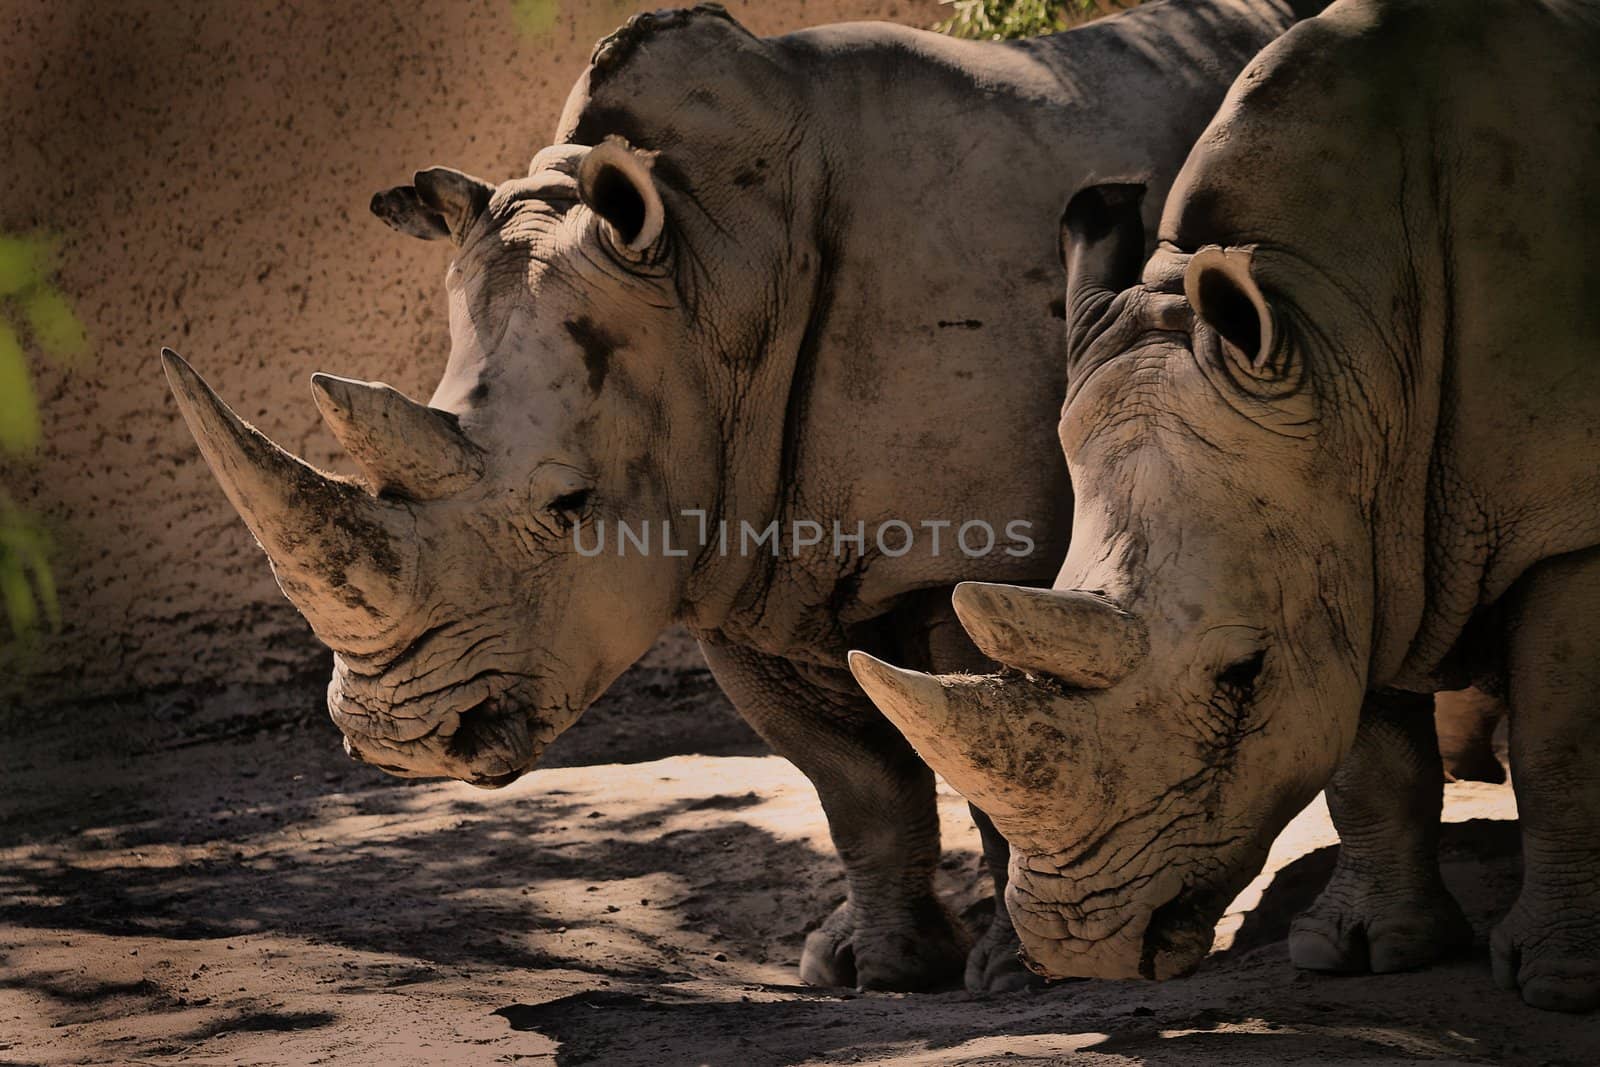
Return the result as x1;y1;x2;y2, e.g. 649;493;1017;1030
952;583;1147;689
310;375;483;500
161;349;418;650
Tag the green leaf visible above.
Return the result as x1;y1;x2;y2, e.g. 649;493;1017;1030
0;491;58;638
0;323;41;453
31;552;60;631
510;0;560;35
935;0;1132;39
0;236;42;297
23;286;89;363
0;553;38;635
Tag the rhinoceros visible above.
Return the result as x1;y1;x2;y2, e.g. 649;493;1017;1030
850;0;1600;1011
162;0;1324;992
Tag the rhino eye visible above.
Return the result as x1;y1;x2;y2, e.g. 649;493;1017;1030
1215;650;1266;700
548;489;592;527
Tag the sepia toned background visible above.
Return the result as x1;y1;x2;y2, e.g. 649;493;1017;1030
0;0;942;711
6;6;1587;1065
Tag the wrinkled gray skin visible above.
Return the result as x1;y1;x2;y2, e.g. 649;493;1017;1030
163;0;1322;993
852;0;1600;1011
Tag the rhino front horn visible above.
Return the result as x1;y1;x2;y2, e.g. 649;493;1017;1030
161;348;418;650
847;651;1039;825
310;374;483;499
952;582;1147;688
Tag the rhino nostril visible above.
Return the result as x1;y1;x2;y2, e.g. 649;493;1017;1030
447;698;501;763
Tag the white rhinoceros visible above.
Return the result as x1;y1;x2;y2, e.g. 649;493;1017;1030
851;0;1600;1011
162;0;1322;992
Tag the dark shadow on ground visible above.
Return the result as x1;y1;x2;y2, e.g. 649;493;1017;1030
489;817;1562;1067
491;958;1535;1067
7;658;1582;1067
1218;819;1525;963
2;790;841;979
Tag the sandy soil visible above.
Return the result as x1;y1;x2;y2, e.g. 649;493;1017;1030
4;678;1595;1067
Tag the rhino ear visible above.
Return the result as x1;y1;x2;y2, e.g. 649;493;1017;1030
1185;248;1289;385
370;185;451;241
370;167;494;245
1061;183;1145;351
578;138;665;254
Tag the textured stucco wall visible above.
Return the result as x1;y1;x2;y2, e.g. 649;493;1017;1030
0;0;941;708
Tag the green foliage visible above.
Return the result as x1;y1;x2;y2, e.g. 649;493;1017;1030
0;490;57;636
935;0;1140;40
0;233;85;640
508;0;634;38
509;0;561;35
0;324;38;453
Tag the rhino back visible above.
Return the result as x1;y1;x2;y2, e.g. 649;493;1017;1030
1165;0;1600;685
549;2;1313;661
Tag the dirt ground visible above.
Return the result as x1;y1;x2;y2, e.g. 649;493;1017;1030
3;644;1596;1067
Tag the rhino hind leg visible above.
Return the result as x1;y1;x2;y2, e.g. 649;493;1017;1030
1493;548;1600;1013
1435;687;1507;784
697;639;969;992
1290;690;1472;976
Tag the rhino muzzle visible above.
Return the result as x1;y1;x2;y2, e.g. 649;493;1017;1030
1005;838;1262;982
331;667;545;788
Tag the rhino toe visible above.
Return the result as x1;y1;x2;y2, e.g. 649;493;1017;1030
964;902;1047;994
1492;902;1600;1013
799;901;858;988
1290;884;1470;975
799;896;968;992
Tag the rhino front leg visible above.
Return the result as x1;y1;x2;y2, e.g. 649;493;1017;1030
908;593;1042;993
1290;689;1471;975
699;638;969;991
964;804;1038;993
1493;547;1600;1013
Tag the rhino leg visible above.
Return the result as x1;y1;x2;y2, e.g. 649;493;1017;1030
909;590;1043;994
1493;548;1600;1013
1435;687;1507;784
965;804;1042;993
699;638;969;992
1291;689;1472;975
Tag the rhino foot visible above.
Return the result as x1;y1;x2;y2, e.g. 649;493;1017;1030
1440;743;1507;784
964;902;1046;993
1436;722;1506;784
1492;896;1600;1012
1290;875;1471;975
800;897;968;992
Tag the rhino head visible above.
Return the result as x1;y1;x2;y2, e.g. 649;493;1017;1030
165;10;825;787
850;183;1373;979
